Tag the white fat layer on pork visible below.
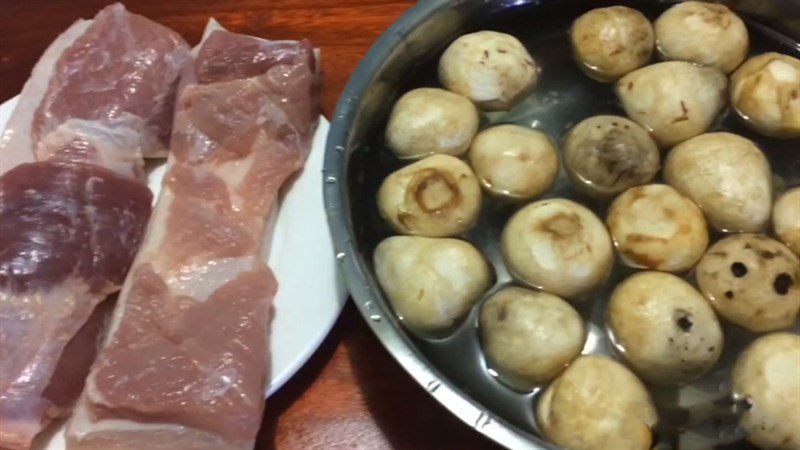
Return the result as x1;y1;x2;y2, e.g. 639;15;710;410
68;401;248;450
36;116;147;180
0;19;92;176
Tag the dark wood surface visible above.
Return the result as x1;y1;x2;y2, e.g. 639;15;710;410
0;2;501;449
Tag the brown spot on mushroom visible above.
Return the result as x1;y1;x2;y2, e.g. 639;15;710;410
397;210;414;228
670;101;690;123
708;346;716;352
774;273;793;295
624;248;663;268
724;290;734;299
407;168;461;214
663;208;677;219
626;233;668;244
497;48;507;54
497;304;508;321
731;262;748;277
417;289;425;300
483;50;489;59
759;250;779;259
675;309;694;332
710;251;728;257
627;81;634;91
537;212;582;239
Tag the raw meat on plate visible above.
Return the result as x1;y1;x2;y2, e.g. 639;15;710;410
66;27;319;450
0;4;189;449
0;3;189;179
0;162;153;450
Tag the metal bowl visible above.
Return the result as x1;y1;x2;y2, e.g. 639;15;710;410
323;1;800;448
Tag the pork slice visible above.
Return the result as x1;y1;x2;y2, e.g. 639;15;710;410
0;3;190;181
33;3;190;161
196;30;315;84
67;31;319;450
0;162;152;450
0;19;91;176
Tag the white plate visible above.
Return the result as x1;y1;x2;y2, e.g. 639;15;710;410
0;97;347;450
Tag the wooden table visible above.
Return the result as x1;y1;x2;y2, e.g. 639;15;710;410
0;2;501;448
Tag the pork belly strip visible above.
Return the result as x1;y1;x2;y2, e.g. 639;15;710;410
0;3;190;180
0;162;152;450
66;30;319;450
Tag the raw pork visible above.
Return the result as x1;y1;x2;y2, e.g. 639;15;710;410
0;162;152;449
0;3;190;178
66;29;319;450
0;4;189;448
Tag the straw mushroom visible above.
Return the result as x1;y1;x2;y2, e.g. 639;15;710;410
480;287;585;388
537;355;658;450
468;125;559;201
696;233;800;332
733;333;800;450
378;154;482;237
501;199;613;299
654;1;748;73
570;6;654;82
609;271;723;385
563;115;660;198
773;187;800;256
439;30;540;111
664;132;771;233
607;184;708;272
374;236;492;335
385;88;480;159
616;61;727;148
730;52;800;138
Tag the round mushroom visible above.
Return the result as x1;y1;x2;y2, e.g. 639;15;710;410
607;184;709;272
733;333;800;450
731;52;800;138
377;154;482;237
501;199;613;299
696;233;800;332
385;88;480;159
438;30;540;111
373;236;493;335
654;1;748;74
480;287;585;388
616;61;727;148
537;355;658;450
570;6;654;82
563;115;660;198
468;125;559;201
609;271;723;385
773;187;800;256
664;132;772;233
